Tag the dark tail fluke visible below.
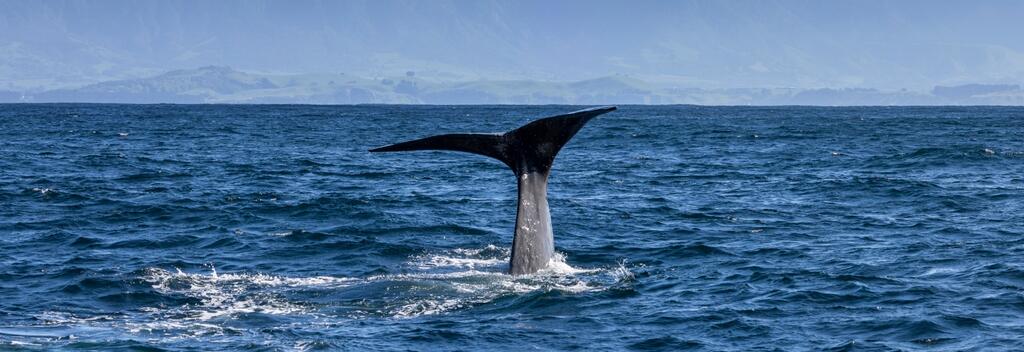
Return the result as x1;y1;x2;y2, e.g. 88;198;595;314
369;133;511;168
369;106;616;175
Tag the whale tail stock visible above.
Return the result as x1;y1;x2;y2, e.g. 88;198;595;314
370;106;616;275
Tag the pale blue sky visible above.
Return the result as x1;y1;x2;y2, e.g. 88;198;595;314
2;0;1022;90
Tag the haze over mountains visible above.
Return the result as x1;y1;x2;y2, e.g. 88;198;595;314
16;66;1023;105
2;0;1023;104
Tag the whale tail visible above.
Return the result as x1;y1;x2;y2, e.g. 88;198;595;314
369;106;616;176
370;106;616;275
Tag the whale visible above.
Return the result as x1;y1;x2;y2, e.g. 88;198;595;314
370;106;616;275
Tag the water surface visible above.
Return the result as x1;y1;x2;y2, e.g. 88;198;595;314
1;104;1023;350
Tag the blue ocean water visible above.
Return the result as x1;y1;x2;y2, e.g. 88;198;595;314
1;104;1023;351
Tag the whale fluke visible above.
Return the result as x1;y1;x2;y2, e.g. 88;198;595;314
371;106;616;275
369;133;508;165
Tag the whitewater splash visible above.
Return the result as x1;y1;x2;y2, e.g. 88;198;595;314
140;267;353;322
5;247;633;344
384;248;614;317
136;248;627;322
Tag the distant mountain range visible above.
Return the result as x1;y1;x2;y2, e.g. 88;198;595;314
4;66;1023;105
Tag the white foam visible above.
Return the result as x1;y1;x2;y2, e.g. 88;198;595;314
366;269;506;282
376;249;615;318
137;267;354;328
29;247;630;335
412;244;508;270
921;267;960;276
417;256;505;269
144;267;354;289
451;244;501;256
393;299;466;318
611;260;636;282
536;252;598;276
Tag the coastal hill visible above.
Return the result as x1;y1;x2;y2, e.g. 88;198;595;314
8;66;1024;105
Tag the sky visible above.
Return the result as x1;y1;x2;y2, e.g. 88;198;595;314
2;0;1023;91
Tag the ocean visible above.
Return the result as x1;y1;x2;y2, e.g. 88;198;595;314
1;104;1022;351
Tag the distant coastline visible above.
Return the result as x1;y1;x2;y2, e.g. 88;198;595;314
4;66;1022;106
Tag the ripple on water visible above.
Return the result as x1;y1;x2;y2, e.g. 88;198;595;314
4;105;1024;350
